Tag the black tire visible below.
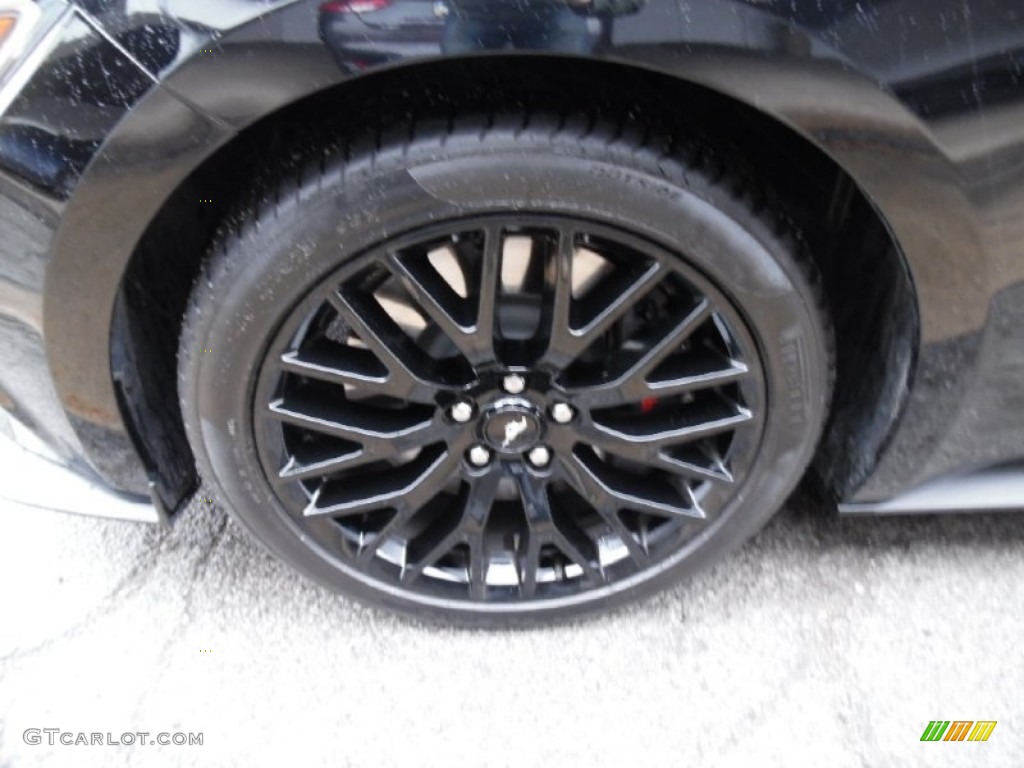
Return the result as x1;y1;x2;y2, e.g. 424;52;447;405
178;112;833;626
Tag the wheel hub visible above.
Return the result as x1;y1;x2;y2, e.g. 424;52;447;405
481;398;543;454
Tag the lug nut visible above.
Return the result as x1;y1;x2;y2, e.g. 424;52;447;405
468;445;491;467
502;373;526;394
449;400;474;423
551;403;574;424
527;445;552;468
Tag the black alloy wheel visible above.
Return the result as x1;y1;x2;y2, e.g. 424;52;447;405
179;113;833;625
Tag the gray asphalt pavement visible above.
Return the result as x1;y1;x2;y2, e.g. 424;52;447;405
1;489;1021;767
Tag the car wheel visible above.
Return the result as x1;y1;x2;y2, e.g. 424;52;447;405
178;112;833;625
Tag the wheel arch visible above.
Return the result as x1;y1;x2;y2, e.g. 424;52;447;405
43;51;939;512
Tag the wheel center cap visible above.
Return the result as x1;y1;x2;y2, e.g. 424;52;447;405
482;401;542;454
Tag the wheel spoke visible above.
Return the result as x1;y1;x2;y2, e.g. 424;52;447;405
631;298;714;378
302;442;460;518
570;449;703;519
473;224;502;354
571;355;750;409
583;407;753;457
577;408;751;483
388;252;495;366
555;457;651;567
542;251;663;370
275;449;377;484
641;365;749;401
279;348;387;390
401;471;501;590
267;397;440;445
512;466;602;590
569;263;664;353
657;447;735;485
566;299;717;408
327;289;441;402
538;227;574;368
519;531;542;598
354;504;421;566
399;468;499;581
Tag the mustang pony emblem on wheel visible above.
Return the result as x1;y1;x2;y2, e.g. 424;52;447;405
502;416;530;449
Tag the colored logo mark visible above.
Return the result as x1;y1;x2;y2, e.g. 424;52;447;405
920;721;997;742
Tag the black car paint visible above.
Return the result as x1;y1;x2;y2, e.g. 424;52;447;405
0;0;1022;512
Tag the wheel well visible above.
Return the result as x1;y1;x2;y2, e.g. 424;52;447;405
112;56;918;514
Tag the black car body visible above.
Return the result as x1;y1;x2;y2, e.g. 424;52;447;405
1;0;1022;622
